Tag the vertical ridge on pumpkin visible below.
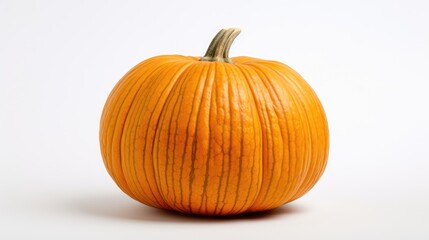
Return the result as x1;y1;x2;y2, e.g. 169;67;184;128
197;62;216;214
224;64;245;215
255;64;313;208
101;58;171;201
160;64;199;212
225;64;263;215
151;62;211;213
216;63;236;215
267;63;329;202
169;63;210;213
176;65;207;213
134;60;196;209
233;64;266;213
187;63;212;214
150;62;190;208
152;64;196;209
124;62;176;208
203;63;261;215
258;67;295;209
119;57;195;209
152;62;206;213
120;60;180;208
99;61;145;154
234;63;274;213
100;59;155;175
277;68;321;202
213;62;231;215
237;62;292;211
225;63;243;215
194;62;225;215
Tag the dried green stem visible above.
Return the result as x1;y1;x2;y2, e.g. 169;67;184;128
200;28;241;63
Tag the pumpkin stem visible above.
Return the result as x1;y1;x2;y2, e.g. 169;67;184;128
200;28;241;63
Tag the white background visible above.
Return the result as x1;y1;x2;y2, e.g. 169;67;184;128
1;0;429;239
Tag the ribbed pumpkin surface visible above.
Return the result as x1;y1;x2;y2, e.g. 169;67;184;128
100;29;329;216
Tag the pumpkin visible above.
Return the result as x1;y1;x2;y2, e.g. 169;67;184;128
99;28;329;216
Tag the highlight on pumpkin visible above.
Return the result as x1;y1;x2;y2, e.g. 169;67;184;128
99;28;329;216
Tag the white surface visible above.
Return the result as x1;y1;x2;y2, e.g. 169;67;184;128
1;0;429;239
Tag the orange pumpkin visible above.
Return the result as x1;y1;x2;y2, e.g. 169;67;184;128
99;28;329;216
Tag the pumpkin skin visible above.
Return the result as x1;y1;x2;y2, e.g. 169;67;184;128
99;29;329;216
